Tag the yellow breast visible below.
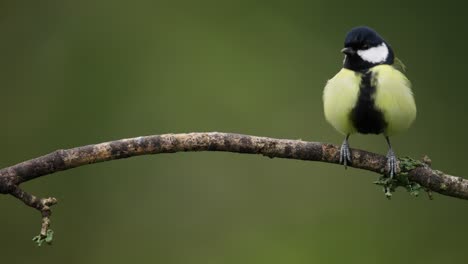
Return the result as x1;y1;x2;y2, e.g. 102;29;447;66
323;68;361;135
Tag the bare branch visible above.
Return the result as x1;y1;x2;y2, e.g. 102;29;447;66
1;132;467;200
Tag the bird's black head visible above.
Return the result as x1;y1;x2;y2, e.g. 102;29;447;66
342;26;394;72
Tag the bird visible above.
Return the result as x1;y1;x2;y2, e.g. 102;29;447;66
323;26;416;177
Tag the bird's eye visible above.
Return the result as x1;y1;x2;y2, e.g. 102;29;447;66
362;44;369;49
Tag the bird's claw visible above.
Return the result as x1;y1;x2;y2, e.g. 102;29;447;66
386;149;399;178
339;139;352;168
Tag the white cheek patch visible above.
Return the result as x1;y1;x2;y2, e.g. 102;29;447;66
357;43;389;63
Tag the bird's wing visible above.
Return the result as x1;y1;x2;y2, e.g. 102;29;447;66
393;57;407;73
372;65;416;136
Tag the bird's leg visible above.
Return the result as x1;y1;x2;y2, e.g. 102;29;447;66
339;134;351;168
385;136;398;178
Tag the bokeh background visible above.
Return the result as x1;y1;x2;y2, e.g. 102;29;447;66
1;1;467;263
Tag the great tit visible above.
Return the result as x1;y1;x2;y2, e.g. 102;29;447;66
323;26;416;177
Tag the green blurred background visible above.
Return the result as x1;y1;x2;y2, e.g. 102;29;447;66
1;0;467;263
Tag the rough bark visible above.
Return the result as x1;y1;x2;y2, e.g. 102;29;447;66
1;132;466;199
1;132;466;242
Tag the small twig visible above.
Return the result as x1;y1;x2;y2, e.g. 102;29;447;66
10;186;57;245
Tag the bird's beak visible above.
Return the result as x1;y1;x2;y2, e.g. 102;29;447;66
341;47;356;56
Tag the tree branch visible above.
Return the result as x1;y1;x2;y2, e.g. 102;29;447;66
1;132;467;242
10;186;57;245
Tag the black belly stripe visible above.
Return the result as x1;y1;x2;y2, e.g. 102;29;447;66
350;71;387;134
